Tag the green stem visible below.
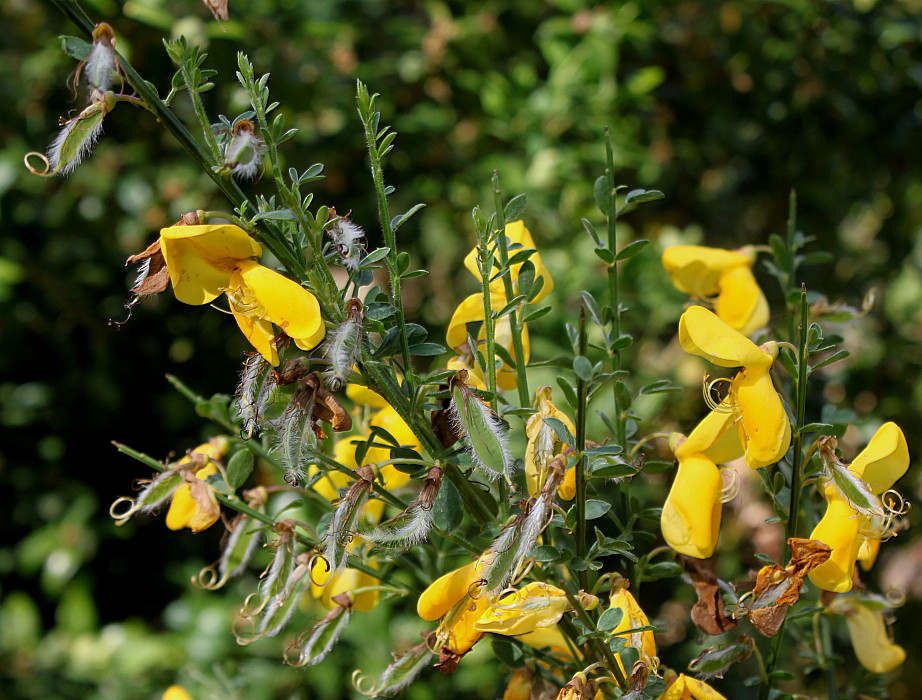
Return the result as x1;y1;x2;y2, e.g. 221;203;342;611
491;172;530;406
604;130;626;450
575;306;590;592
358;93;413;380
475;214;499;407
788;288;809;546
177;58;221;160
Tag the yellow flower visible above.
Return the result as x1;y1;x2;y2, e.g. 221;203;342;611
475;582;588;636
516;624;574;660
418;552;495;655
809;423;910;593
657;673;727;700
660;453;723;559
159;224;324;365
678;307;790;469
502;668;534;700
463;220;554;303
446;291;530;391
663;244;768;337
608;582;657;674
826;596;905;673
165;439;228;533
525;386;577;500
162;686;195;700
310;556;379;612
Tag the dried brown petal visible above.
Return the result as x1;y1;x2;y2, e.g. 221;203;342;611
677;554;738;635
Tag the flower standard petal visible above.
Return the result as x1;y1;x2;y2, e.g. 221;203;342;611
850;422;910;495
662;245;751;296
160;224;262;305
165;462;220;532
715;265;769;337
236;260;325;350
679;306;773;370
417;552;493;621
463;221;554;302
732;366;791;469
661;453;723;558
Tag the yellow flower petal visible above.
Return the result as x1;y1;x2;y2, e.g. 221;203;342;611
463;221;554;303
850;422;910;495
609;586;657;672
676;405;744;465
732;366;791;469
160;224;262;305
657;674;728;700
162;686;195;700
807;484;863;593
858;537;881;571
661;453;722;558
714;265;769;337
417;552;493;621
446;292;503;350
679;306;773;369
516;624;574;660
475;582;571;636
165;462;219;532
827;597;905;674
227;279;279;365
310;561;380;613
662;245;751;296
346;383;389;408
235;260;325;349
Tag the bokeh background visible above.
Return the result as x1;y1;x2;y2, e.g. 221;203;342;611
2;0;921;698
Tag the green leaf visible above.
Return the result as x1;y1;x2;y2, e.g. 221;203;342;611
810;349;850;373
400;269;429;279
395;251;411;275
597;607;624;632
584;499;611;520
252;209;297;222
59;35;92;61
390;203;426;231
543;416;574;445
524;306;552;323
593;175;610;217
225;449;254;490
639;562;683;582
504;194;527;222
639;379;681;395
615;239;650;261
623;189;665;205
556;377;578;409
641;460;674;474
573;355;594;382
364;302;396;321
408;342;446;357
361;247;391;266
593;247;615;264
531;545;562;563
590;461;636;479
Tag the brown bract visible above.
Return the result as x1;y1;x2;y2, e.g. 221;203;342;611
126;211;202;295
435;647;462;674
747;538;831;636
677;554;738;635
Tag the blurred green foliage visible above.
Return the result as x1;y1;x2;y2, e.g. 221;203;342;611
2;0;921;697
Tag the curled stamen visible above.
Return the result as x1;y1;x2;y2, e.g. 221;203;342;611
352;670;376;696
702;375;734;413
719;465;741;503
24;152;53;177
883;490;911;517
466;578;487;601
885;586;906;607
191;565;221;590
108;496;137;524
511;557;535;586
